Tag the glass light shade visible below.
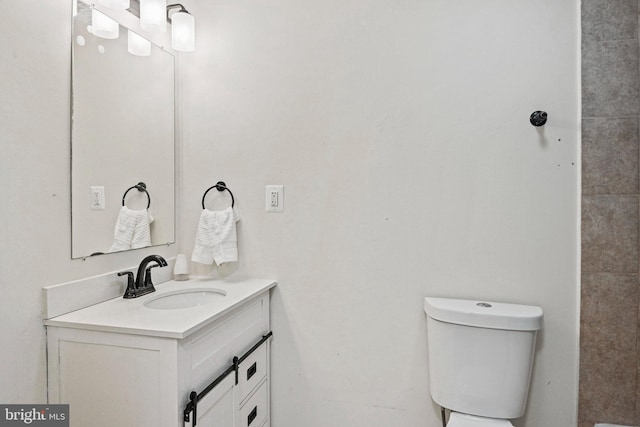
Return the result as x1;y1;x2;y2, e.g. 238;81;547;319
128;30;151;56
140;0;167;33
171;12;195;52
97;0;130;9
92;9;119;39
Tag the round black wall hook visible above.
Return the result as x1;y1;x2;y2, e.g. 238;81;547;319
530;111;548;127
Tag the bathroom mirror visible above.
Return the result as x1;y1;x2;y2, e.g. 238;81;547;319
71;1;175;258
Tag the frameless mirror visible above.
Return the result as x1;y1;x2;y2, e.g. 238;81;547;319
71;1;175;258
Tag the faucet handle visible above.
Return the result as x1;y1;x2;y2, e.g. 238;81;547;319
118;271;136;298
144;264;161;287
118;271;134;285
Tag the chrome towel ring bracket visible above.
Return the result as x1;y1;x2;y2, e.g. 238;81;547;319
122;182;151;209
202;181;235;209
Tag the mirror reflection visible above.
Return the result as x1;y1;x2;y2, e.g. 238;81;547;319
71;1;175;259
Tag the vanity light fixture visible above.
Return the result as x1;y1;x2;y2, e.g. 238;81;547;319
140;0;167;33
123;0;196;52
128;29;151;56
167;3;195;52
97;0;130;10
91;8;119;39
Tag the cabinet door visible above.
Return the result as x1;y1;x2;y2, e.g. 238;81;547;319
186;374;235;427
48;329;179;427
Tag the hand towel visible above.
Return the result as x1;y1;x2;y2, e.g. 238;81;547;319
192;207;238;266
109;206;154;252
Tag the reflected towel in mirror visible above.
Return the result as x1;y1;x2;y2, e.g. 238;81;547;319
109;206;154;252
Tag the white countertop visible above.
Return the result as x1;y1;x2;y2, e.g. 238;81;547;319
44;278;276;339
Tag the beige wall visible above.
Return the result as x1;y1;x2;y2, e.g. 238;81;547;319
180;0;580;426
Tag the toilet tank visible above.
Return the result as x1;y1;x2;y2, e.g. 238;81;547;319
424;297;543;419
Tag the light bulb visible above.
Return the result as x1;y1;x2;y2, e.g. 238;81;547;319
171;11;195;52
128;30;151;56
92;9;119;39
140;0;167;33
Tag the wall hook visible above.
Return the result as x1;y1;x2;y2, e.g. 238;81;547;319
530;111;548;127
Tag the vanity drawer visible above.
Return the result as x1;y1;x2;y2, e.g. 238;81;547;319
238;380;268;427
186;297;267;394
237;341;268;404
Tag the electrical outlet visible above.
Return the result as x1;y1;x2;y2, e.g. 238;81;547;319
265;185;284;212
91;186;105;210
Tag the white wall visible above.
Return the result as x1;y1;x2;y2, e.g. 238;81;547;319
0;0;176;403
180;0;580;426
0;0;579;425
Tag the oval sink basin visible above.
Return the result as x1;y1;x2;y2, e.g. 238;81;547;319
144;288;227;310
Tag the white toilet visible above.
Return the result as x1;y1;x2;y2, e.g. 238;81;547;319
423;297;543;427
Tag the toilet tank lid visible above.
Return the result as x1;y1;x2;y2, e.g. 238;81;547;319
424;297;543;331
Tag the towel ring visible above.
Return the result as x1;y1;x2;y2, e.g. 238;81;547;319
122;182;151;209
202;181;235;209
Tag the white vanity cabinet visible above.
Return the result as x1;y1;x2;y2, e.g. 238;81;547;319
45;280;275;427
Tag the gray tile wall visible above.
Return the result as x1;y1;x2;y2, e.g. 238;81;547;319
580;1;640;426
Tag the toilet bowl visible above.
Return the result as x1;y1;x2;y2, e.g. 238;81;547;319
446;412;513;427
424;297;543;427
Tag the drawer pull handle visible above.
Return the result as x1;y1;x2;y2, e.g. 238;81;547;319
247;362;257;380
248;406;257;425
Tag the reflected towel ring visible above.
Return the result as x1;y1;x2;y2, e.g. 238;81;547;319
202;181;235;209
122;182;151;209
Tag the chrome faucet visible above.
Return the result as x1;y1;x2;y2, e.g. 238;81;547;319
118;255;168;299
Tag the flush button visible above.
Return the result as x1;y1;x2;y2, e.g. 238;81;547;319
476;302;492;308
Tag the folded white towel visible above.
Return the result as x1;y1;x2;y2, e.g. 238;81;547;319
109;206;154;252
192;207;238;266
